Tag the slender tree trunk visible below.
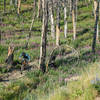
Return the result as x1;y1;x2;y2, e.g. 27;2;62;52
0;30;1;44
25;0;36;48
49;0;55;39
75;0;78;21
37;0;42;19
94;0;99;42
72;9;76;40
30;0;36;34
0;17;1;43
18;0;21;14
72;0;76;40
4;0;6;13
92;1;99;53
56;3;60;46
39;0;48;72
64;1;67;38
96;24;99;42
69;0;72;17
94;0;98;20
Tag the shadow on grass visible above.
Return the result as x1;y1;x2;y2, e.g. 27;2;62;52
77;28;90;37
54;50;98;69
77;15;89;22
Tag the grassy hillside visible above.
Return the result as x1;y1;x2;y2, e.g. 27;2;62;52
43;62;100;100
0;0;100;100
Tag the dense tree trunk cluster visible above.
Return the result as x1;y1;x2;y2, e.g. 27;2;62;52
2;0;100;72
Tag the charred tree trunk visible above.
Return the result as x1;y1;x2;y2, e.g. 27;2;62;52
56;2;60;46
92;1;99;53
4;0;6;13
5;46;14;70
39;0;48;72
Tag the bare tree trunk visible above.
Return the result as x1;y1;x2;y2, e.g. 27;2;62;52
96;24;99;42
0;30;2;44
56;3;60;46
75;0;78;21
39;0;48;72
49;0;55;39
4;0;6;13
18;0;21;15
94;0;99;42
0;17;1;43
5;46;14;71
0;30;1;44
69;0;72;17
72;0;76;40
37;0;42;19
94;0;98;20
92;1;99;53
25;0;37;48
64;0;68;38
29;0;36;35
72;9;76;40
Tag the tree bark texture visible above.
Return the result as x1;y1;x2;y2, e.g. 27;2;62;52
39;0;48;72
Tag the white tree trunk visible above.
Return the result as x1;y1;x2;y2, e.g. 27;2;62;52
56;3;60;46
56;25;60;46
18;0;21;14
49;0;55;39
94;0;99;42
96;21;99;42
92;1;99;53
72;9;76;40
64;5;67;38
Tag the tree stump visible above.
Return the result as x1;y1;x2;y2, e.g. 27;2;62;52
5;46;14;71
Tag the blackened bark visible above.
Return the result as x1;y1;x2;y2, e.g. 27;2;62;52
4;0;6;13
92;2;99;53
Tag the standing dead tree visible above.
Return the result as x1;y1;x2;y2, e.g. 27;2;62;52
92;1;99;53
56;1;60;46
17;0;21;15
72;0;77;40
63;0;68;38
0;17;2;43
39;0;48;72
94;0;99;42
37;0;42;20
25;0;37;48
4;0;6;13
48;0;55;39
5;46;14;71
